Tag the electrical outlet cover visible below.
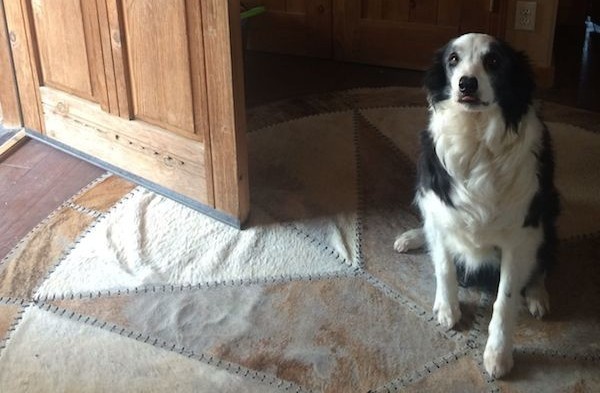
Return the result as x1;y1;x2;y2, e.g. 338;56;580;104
515;1;537;31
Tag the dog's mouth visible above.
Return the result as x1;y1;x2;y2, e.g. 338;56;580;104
458;94;489;107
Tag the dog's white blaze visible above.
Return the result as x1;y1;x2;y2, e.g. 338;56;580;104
426;104;543;254
448;33;496;107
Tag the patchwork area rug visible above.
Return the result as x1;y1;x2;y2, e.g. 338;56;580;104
1;87;599;392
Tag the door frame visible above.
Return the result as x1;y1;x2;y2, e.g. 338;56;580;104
2;0;249;228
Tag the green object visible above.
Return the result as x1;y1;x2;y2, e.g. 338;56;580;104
241;6;266;20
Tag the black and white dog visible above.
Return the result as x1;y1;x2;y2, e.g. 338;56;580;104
394;33;560;378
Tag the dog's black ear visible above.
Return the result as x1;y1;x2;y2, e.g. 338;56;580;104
423;45;449;104
493;42;535;130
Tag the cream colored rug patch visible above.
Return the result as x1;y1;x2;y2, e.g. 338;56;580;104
36;189;354;298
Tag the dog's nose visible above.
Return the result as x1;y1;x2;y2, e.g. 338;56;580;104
459;76;478;95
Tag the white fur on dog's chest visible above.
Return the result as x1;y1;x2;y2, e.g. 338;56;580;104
422;105;543;257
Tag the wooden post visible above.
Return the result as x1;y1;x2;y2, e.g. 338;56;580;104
201;0;250;223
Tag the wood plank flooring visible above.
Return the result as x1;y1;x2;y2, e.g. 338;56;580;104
0;139;104;258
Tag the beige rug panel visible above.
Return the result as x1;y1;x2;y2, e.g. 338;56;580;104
0;306;281;393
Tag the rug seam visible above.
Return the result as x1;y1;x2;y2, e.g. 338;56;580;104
370;346;472;392
359;271;470;344
31;187;144;300
33;269;361;303
0;302;31;360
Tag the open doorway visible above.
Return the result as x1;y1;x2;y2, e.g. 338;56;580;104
241;0;507;108
539;0;600;111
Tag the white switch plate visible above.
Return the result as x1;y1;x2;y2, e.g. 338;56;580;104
515;1;537;31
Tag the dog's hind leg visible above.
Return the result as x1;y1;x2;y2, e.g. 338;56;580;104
394;227;425;252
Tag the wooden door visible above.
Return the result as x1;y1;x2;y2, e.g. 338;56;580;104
334;0;507;70
244;0;333;57
4;0;249;226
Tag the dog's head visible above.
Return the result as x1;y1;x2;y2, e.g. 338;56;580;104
424;33;535;130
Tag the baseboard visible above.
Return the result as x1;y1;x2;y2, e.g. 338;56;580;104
0;128;27;159
25;129;243;229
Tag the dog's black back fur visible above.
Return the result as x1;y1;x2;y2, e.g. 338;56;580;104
417;130;455;207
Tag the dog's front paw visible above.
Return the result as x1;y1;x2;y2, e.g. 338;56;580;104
525;288;550;319
483;345;513;379
393;228;425;253
433;300;461;329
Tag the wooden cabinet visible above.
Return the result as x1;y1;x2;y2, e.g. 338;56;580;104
335;0;505;70
244;0;333;57
248;0;507;69
3;0;248;226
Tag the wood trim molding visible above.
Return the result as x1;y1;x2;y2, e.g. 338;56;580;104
0;0;22;128
3;0;44;132
0;128;27;158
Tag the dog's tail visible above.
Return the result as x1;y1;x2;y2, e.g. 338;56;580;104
394;228;425;253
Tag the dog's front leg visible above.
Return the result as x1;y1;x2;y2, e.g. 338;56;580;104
484;233;540;378
429;235;461;329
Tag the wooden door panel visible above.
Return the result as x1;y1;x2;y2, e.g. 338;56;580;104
121;0;199;138
361;0;382;19
409;0;437;24
438;0;461;27
31;0;95;101
41;87;210;203
459;0;493;34
381;0;410;21
246;0;332;57
286;0;306;13
335;0;503;70
30;0;213;205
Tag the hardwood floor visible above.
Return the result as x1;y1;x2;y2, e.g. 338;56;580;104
0;140;104;258
1;22;599;260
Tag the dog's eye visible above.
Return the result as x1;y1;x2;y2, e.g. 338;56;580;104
448;53;460;66
484;53;500;69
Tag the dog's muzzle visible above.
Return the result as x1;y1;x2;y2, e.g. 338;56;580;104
458;76;487;106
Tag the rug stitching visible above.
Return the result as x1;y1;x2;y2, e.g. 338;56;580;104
283;222;358;270
353;111;366;269
65;201;103;219
33;269;361;302
359;271;469;344
31;187;144;299
0;302;31;358
356;110;419;178
369;347;471;392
